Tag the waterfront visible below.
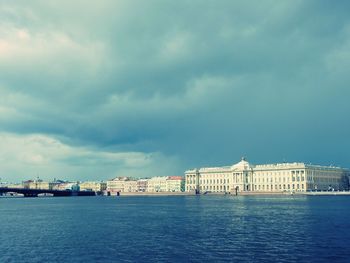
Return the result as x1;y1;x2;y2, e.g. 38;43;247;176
1;196;350;262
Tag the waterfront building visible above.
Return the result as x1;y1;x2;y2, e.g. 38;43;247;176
49;179;66;190
79;181;107;192
185;158;350;193
107;177;126;195
4;183;22;189
52;182;80;191
166;176;184;192
124;180;138;192
22;179;49;190
147;177;168;192
106;177;138;195
137;179;148;192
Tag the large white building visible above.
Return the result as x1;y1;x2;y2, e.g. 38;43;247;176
185;158;350;193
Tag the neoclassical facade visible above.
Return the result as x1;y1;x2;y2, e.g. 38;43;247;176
185;158;350;193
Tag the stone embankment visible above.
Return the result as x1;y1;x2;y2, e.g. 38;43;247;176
111;191;350;197
118;192;194;196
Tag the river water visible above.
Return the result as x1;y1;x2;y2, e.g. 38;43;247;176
1;195;349;262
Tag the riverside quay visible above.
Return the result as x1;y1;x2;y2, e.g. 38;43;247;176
185;158;350;193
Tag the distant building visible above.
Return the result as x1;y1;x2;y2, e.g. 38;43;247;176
22;179;49;190
107;177;125;195
54;182;80;191
147;177;167;192
107;177;138;195
49;180;66;190
137;179;148;192
185;158;350;193
4;183;22;189
79;181;107;192
166;176;184;192
124;180;138;192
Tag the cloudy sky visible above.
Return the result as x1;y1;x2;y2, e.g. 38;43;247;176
0;0;349;182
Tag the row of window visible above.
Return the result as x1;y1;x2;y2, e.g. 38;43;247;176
188;170;345;179
199;179;230;184
254;176;303;183
314;177;341;183
254;184;305;191
187;174;344;185
187;183;344;192
187;183;306;192
200;185;228;191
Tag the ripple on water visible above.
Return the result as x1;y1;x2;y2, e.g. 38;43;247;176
1;196;350;262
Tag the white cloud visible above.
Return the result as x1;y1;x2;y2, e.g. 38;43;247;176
0;133;181;182
0;24;107;77
0;0;349;178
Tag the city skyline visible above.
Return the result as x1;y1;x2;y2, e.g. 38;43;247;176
1;0;350;182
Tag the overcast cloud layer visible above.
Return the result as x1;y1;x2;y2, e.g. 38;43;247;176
1;0;350;182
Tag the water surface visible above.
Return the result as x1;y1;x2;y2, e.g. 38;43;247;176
1;195;349;262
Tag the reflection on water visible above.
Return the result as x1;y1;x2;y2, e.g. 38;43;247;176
1;195;350;262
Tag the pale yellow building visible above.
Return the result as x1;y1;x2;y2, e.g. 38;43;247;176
137;179;148;192
79;181;107;192
124;180;138;192
23;180;49;190
53;182;79;191
185;158;350;193
4;183;22;189
147;177;168;192
106;177;137;195
107;177;125;195
166;176;183;192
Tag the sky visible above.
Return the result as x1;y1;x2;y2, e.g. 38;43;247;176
0;0;350;182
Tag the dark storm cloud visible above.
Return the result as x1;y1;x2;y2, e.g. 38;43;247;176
1;0;350;180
